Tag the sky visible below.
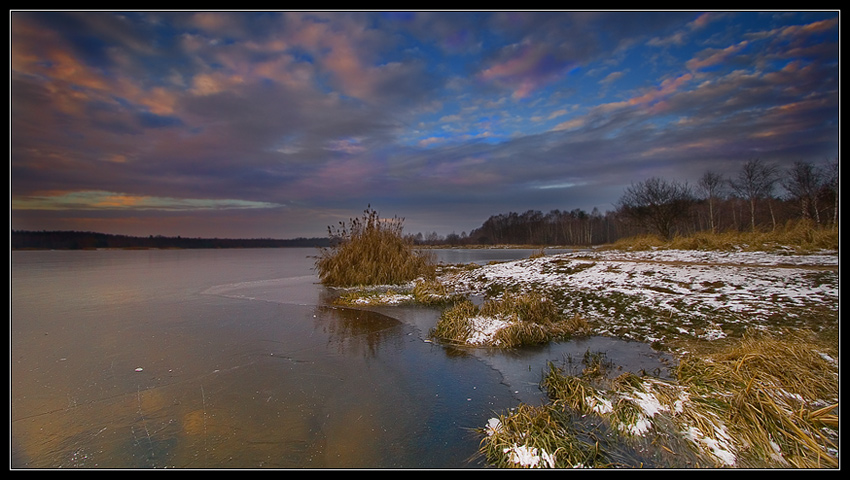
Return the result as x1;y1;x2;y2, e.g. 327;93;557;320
10;10;840;239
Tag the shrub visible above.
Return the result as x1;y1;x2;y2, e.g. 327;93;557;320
315;206;435;287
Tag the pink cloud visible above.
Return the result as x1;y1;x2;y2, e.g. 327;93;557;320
478;43;570;99
686;41;748;72
628;73;693;109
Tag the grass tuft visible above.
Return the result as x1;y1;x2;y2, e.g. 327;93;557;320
315;206;435;287
429;298;478;346
430;290;588;348
480;404;608;468
412;278;465;306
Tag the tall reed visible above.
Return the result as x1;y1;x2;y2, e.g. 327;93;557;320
315;206;435;287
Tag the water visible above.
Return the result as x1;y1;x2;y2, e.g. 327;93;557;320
11;248;673;469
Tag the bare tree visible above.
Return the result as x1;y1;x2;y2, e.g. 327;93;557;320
782;160;823;223
616;177;695;240
697;170;726;233
825;157;839;228
730;158;779;231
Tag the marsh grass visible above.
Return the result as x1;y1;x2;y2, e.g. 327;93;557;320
481;404;610;468
430;290;589;348
482;329;839;468
412;277;465;306
429;298;478;346
315;206;435;287
674;330;839;468
331;276;468;307
612;220;838;253
480;289;559;324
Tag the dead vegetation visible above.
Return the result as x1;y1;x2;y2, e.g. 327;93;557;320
610;220;838;254
314;214;838;468
480;330;838;468
315;206;435;287
429;290;591;348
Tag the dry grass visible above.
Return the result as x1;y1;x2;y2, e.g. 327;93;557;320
480;289;560;324
481;329;839;468
430;290;590;348
480;404;610;468
315;206;435;287
412;278;465;306
674;329;839;468
611;220;838;254
429;298;478;346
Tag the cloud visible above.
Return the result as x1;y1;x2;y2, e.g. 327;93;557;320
599;71;625;86
478;41;577;99
686;41;750;72
13;190;284;211
10;11;839;239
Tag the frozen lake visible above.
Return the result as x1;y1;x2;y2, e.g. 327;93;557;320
11;248;673;469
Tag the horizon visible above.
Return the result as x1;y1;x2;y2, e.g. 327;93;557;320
11;10;839;239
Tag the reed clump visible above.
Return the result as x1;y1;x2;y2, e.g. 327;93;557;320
315;206;435;287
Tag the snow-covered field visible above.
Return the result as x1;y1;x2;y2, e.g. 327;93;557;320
439;248;839;348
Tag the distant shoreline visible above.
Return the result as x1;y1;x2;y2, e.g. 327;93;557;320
10;230;331;251
11;230;600;252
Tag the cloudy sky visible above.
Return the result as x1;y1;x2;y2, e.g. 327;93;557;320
11;10;839;239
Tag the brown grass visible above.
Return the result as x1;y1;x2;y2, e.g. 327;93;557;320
674;329;839;468
430;290;590;348
611;220;838;254
483;329;839;468
315;206;435;287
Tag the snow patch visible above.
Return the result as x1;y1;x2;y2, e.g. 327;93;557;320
503;444;557;468
466;315;512;345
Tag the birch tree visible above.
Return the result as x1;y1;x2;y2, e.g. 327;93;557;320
697;170;726;233
730;158;778;231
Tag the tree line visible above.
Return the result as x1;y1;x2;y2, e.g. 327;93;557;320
11;230;330;250
13;158;837;250
411;157;839;246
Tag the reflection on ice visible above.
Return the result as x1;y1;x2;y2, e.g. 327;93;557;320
208;265;675;408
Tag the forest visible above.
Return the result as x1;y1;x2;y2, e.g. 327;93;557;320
411;158;839;246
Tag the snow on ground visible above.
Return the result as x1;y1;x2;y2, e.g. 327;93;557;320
440;248;838;346
346;290;414;306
